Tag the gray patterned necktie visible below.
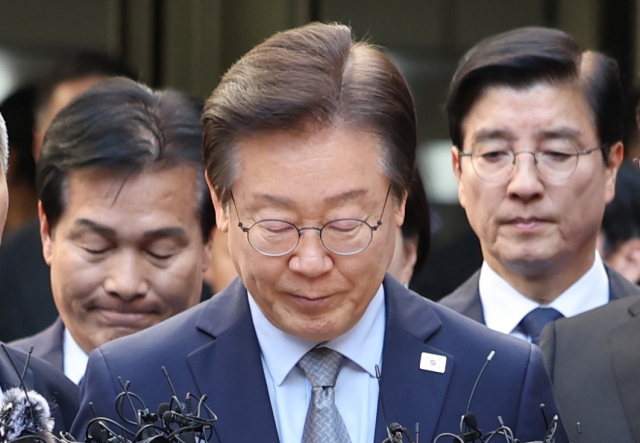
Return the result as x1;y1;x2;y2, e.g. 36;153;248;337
297;347;352;443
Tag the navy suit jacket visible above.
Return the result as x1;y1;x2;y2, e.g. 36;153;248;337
0;342;79;434
439;264;635;324
11;317;65;372
71;277;567;443
540;292;640;443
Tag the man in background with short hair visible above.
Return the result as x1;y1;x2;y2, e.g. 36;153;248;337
0;52;136;342
12;77;214;385
440;27;636;346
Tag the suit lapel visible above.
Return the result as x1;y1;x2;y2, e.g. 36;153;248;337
374;278;454;443
608;297;640;442
606;265;640;301
440;271;486;324
186;281;280;443
0;344;35;391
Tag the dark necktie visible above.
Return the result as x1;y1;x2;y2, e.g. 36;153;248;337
297;347;352;443
517;307;564;345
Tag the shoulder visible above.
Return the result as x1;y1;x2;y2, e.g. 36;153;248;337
607;265;640;300
11;319;63;352
438;270;481;309
556;294;640;334
97;280;248;363
0;344;79;433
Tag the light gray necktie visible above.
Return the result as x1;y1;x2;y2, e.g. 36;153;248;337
297;347;352;443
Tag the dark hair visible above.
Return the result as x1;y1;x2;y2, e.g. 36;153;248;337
202;22;417;207
446;27;622;162
600;161;640;256
401;171;431;272
37;77;214;241
0;86;36;179
35;50;136;129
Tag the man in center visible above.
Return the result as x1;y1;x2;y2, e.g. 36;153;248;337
72;23;566;443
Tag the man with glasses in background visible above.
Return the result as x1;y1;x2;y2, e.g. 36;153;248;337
72;23;567;443
440;27;639;348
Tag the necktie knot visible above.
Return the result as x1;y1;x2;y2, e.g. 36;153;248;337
518;307;564;345
297;347;343;388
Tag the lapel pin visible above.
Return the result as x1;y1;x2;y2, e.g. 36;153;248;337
420;352;447;373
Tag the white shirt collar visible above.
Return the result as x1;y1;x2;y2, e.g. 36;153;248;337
62;327;89;385
248;284;386;386
479;252;609;335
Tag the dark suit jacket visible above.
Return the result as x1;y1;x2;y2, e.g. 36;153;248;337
438;264;635;324
71;277;568;443
0;220;57;342
11;317;64;372
540;291;640;443
0;342;79;435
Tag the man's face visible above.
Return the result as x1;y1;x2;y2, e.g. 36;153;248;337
211;127;405;342
453;82;621;278
41;166;212;353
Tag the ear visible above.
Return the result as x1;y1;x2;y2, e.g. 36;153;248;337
206;171;230;233
398;237;418;285
394;190;407;229
452;145;467;208
201;226;215;272
604;142;624;204
38;201;54;265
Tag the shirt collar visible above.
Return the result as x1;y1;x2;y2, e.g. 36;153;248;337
62;327;89;385
479;252;609;335
248;284;386;386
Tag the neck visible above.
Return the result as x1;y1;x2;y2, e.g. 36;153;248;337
485;252;596;305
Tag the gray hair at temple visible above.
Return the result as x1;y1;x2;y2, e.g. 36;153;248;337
0;113;8;174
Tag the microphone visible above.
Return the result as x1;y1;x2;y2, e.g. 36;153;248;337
458;350;496;443
0;344;56;443
0;388;55;443
375;365;418;443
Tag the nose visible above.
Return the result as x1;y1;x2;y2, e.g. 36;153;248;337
506;151;544;200
288;229;333;278
103;252;149;300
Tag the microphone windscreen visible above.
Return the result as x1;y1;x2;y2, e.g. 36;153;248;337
1;388;54;441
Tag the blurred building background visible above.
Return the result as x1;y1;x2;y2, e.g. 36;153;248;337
0;0;636;299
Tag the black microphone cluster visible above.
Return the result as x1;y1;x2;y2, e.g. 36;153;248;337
59;367;219;443
378;351;560;443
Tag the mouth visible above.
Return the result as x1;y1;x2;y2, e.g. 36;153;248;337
93;308;157;327
505;217;550;231
289;293;334;311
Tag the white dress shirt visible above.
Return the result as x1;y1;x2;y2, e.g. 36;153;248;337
63;327;89;385
248;285;386;443
479;252;609;341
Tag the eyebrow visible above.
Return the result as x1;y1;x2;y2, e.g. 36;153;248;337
251;189;369;208
472;129;515;144
72;219;116;238
535;127;582;140
472;127;583;144
72;219;188;243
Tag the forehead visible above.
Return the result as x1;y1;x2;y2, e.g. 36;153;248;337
232;127;388;199
462;82;596;142
61;166;201;228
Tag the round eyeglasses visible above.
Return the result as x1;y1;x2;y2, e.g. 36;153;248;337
458;141;602;183
230;186;391;257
